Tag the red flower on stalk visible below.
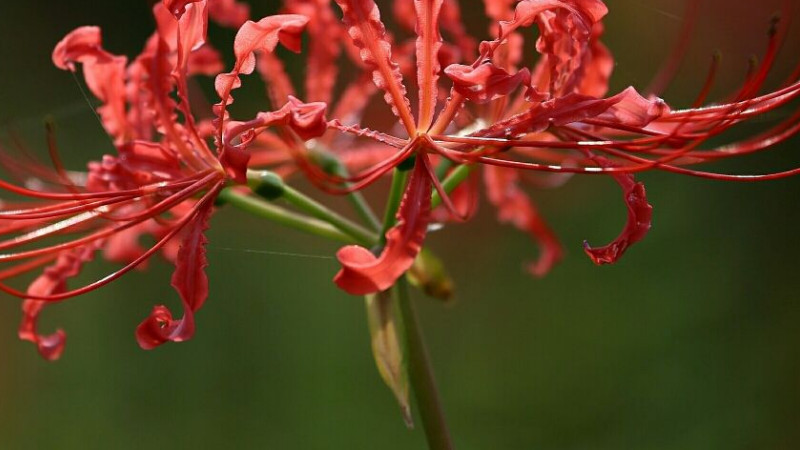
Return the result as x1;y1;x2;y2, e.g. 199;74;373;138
1;0;799;360
0;0;324;359
266;0;795;294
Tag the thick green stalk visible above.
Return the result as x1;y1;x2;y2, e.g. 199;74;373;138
247;170;377;246
396;277;454;450
280;184;377;246
218;189;355;244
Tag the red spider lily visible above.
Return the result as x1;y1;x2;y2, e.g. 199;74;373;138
2;0;799;360
140;0;800;294
0;0;324;359
248;0;793;295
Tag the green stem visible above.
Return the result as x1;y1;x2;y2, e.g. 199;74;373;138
218;189;355;244
281;184;376;246
345;186;382;232
247;170;377;246
430;164;475;209
396;277;454;450
381;168;411;244
335;167;382;232
434;160;454;181
310;149;382;231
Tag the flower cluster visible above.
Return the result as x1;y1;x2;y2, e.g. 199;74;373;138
1;0;798;361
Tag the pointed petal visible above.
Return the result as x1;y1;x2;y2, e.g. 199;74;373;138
136;198;214;349
414;0;444;130
334;0;416;135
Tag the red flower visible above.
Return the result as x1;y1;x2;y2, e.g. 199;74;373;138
0;0;322;359
298;0;798;291
2;0;799;359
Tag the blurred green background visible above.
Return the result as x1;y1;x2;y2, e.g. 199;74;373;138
1;1;799;449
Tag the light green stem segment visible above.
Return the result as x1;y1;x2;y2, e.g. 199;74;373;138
246;170;377;247
218;189;355;244
431;164;475;210
281;184;376;246
380;167;411;245
395;277;455;450
310;149;382;232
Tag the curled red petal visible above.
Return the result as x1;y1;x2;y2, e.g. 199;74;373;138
136;305;190;350
597;87;669;127
221;97;327;181
136;197;215;349
335;157;432;295
19;243;103;361
233;14;308;68
583;157;653;265
213;14;309;143
52;26;128;142
475;88;665;140
286;97;329;141
213;14;309;103
445;62;530;104
52;26;114;71
478;0;606;97
19;300;66;361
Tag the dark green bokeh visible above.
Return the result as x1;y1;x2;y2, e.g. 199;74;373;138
1;1;798;449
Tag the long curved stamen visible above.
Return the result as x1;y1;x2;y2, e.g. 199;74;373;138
0;173;219;262
0;185;222;302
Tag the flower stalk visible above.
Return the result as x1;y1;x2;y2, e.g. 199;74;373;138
310;149;383;231
218;188;356;244
247;169;377;246
2;0;799;447
380;165;413;245
396;277;454;450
